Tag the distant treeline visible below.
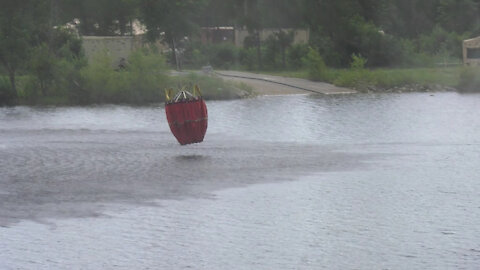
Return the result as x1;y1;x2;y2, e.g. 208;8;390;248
1;0;480;104
58;0;480;68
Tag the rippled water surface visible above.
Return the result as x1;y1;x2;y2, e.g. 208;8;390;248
1;93;480;269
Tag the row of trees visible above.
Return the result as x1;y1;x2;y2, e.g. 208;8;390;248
57;0;480;68
2;0;480;96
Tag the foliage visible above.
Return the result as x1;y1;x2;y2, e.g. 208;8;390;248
139;0;208;69
60;0;140;36
418;26;468;59
350;54;367;69
263;66;462;91
301;0;480;68
0;76;16;105
0;0;48;92
2;0;480;105
182;42;239;69
29;44;56;96
458;67;480;92
79;49;169;104
303;47;334;82
264;30;294;69
239;47;258;70
263;35;280;69
333;67;462;90
287;44;309;69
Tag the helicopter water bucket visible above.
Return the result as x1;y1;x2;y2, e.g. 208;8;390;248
165;85;208;145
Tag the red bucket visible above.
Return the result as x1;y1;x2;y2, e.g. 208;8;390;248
165;88;208;145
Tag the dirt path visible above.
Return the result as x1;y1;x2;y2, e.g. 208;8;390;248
216;70;357;95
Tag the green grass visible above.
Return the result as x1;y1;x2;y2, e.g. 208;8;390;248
333;67;462;90
254;69;310;79
258;67;463;91
171;73;254;100
1;50;254;106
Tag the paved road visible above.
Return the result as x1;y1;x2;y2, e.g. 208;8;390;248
215;70;357;95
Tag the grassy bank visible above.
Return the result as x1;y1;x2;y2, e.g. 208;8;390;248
171;73;253;100
0;50;253;106
260;66;480;92
277;48;480;92
330;67;462;91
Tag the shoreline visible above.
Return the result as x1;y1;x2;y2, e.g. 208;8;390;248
215;70;357;95
2;68;475;107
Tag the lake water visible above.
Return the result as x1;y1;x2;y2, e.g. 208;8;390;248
1;93;479;269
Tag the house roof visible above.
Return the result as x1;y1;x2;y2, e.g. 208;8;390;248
464;36;480;43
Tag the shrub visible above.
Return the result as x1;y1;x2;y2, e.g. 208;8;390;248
79;49;169;104
418;26;465;59
0;76;16;105
287;44;309;69
184;42;238;69
239;47;258;70
29;44;56;96
210;43;237;69
350;53;367;69
458;67;480;92
190;48;208;68
263;35;280;69
303;47;333;81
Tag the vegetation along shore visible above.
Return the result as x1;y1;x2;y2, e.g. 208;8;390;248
2;0;480;106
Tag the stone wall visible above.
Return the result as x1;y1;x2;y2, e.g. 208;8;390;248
82;36;143;66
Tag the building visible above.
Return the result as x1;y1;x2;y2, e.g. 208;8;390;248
234;28;309;48
80;20;171;67
199;27;309;47
463;36;480;66
200;27;236;44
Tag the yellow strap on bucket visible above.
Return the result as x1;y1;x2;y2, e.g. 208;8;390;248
193;85;202;97
165;88;173;101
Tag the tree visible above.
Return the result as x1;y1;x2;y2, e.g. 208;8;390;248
139;0;207;70
274;30;294;69
194;0;237;27
0;0;49;93
236;0;264;69
59;0;140;36
437;0;480;33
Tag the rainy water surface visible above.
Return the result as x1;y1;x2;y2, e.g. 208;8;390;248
1;93;480;269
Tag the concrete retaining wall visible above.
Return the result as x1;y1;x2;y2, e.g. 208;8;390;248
82;36;144;66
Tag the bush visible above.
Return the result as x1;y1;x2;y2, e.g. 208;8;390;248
350;53;367;69
183;42;238;69
0;76;16;105
458;67;480;92
210;43;237;69
418;26;465;59
29;44;56;96
287;44;309;69
239;47;258;70
303;47;334;81
79;49;169;104
263;35;280;69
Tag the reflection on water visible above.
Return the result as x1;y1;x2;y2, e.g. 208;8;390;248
175;154;209;161
1;93;480;269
